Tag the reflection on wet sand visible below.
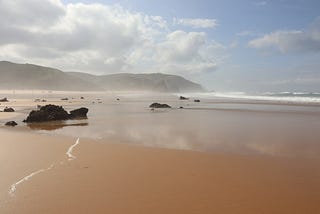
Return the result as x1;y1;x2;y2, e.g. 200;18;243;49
27;121;88;131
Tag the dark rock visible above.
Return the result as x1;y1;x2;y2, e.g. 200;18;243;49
149;103;171;108
61;98;68;101
23;105;89;123
23;104;69;122
194;99;200;102
80;97;84;99
116;98;120;101
5;121;17;126
0;97;8;102
179;96;189;100
69;107;88;119
179;106;184;109
4;107;14;112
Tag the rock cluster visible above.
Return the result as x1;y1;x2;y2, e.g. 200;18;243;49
23;104;88;123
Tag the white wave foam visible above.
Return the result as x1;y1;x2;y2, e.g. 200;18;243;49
9;164;54;196
177;92;320;103
66;138;80;161
212;92;320;103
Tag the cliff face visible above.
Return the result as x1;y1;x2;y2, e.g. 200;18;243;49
0;61;204;92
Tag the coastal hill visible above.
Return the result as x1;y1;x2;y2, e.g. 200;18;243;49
67;72;204;92
0;61;204;92
0;61;101;91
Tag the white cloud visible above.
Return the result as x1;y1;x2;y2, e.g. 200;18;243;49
249;17;320;53
127;30;224;75
173;18;218;29
0;0;224;75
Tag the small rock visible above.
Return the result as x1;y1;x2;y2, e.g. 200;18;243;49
149;103;171;108
69;107;89;119
0;97;9;102
179;96;189;100
4;107;14;112
61;98;68;101
194;99;200;102
5;121;17;126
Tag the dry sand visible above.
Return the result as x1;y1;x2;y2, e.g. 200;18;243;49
0;131;319;214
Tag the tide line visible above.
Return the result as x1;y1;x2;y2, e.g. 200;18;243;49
66;138;80;161
9;164;54;197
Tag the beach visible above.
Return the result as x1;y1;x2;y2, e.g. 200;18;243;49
1;91;320;213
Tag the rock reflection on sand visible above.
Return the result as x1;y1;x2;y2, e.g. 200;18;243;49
27;121;88;131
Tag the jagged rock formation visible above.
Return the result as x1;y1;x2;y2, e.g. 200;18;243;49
23;104;88;123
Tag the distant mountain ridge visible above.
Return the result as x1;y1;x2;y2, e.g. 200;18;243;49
0;61;204;92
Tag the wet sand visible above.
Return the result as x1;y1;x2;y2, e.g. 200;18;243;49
1;93;320;213
0;131;320;214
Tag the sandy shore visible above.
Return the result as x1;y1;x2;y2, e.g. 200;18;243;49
1;93;320;213
0;130;319;214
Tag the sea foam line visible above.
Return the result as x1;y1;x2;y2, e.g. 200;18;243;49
66;138;80;160
9;164;54;196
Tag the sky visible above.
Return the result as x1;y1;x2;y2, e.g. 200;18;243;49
0;0;320;92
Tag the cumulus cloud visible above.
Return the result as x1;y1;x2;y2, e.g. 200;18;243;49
249;17;320;53
173;18;218;29
0;0;223;75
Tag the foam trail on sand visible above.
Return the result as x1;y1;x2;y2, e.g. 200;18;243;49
9;164;54;196
8;138;80;197
66;138;80;161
